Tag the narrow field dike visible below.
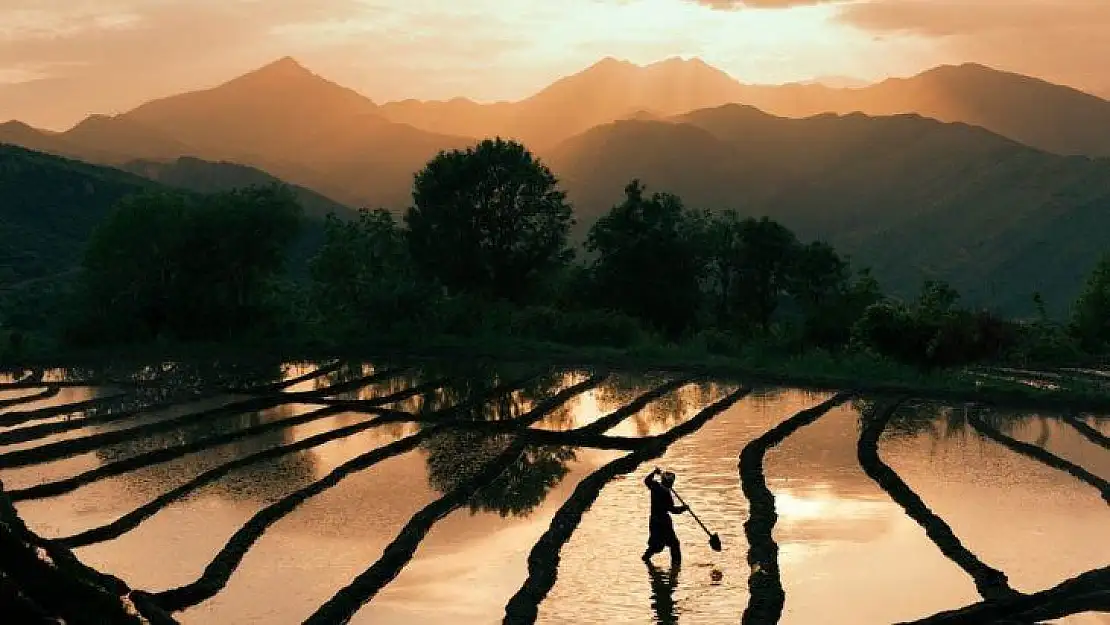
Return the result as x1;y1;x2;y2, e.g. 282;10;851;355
858;399;1017;600
1062;413;1110;450
738;392;855;625
969;414;1110;505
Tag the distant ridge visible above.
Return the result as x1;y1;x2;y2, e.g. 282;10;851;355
546;103;1110;316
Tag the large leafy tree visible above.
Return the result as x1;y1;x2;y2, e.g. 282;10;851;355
586;180;706;337
405;138;574;302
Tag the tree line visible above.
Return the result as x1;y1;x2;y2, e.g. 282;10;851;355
3;137;1110;368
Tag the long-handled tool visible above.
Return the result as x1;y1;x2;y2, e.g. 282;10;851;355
666;480;723;552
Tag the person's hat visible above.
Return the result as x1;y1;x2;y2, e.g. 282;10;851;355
662;471;676;484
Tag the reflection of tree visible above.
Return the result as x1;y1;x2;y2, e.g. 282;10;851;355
91;403;318;502
857;398;1050;443
312;361;373;392
64;360;286;399
594;373;672;409
858;399;953;441
422;430;575;518
403;362;546;418
516;371;593;430
29;360;289;432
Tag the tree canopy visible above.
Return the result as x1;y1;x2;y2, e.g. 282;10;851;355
405;138;574;302
1070;253;1110;351
74;185;302;344
586;180;706;338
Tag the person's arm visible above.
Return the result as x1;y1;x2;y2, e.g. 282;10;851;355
669;502;688;514
644;467;660;487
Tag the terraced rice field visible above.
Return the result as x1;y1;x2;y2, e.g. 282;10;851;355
0;362;1107;624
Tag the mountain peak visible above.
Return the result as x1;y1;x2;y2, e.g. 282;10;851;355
70;114;116;128
647;56;711;69
236;56;317;83
262;56;309;72
0;120;37;132
583;56;637;72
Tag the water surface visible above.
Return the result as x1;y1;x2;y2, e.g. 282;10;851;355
2;363;1107;624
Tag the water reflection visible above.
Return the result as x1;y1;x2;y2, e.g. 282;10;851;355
424;432;576;517
4;363;1110;625
647;563;680;625
64;360;288;397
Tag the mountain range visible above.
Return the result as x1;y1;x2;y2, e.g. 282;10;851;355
3;56;1110;316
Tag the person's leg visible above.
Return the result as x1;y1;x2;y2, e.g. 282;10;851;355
643;531;665;561
667;533;682;566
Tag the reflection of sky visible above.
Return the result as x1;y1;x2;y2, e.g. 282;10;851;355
534;377;729;436
276;362;328;394
1004;416;1110;481
0;386;48;401
0;386;110;428
353;447;624;625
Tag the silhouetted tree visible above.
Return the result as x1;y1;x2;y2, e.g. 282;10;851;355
787;242;881;347
705;213;798;332
853;280;1017;368
405;138;574;302
916;279;961;319
1070;253;1110;351
73;185;302;343
310;208;434;335
586;180;706;337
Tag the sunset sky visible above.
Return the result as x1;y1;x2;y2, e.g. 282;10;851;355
3;0;1109;130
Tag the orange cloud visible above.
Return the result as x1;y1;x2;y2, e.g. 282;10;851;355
691;0;843;7
837;0;1110;97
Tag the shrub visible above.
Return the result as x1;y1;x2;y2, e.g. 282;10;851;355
507;306;650;348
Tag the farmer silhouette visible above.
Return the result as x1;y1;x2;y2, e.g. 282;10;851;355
642;467;687;565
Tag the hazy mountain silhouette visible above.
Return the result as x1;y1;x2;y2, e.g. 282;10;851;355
380;57;749;149
121;157;355;220
63;115;197;162
547;105;1110;315
2;58;472;209
122;57;382;160
0;121;120;164
0;114;199;165
736;63;1110;158
380;58;1110;158
116;57;473;207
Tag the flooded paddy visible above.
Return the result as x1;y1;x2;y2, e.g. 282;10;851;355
0;361;1107;624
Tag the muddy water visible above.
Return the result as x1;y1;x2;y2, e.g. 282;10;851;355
3;365;1109;625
